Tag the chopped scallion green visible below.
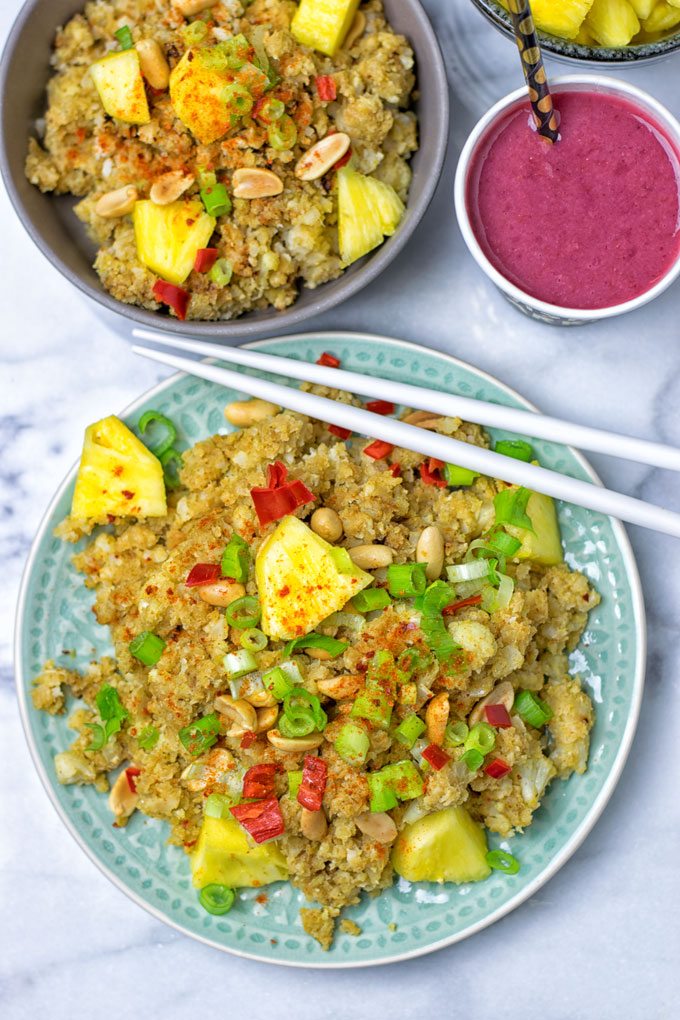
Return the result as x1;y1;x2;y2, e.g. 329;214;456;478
223;648;258;679
465;722;496;756
138;410;177;458
129;631;166;667
444;463;479;487
138;725;159;751
198;883;235;915
262;666;294;701
460;748;484;771
179;712;221;756
334;720;370;767
283;633;347;659
201;182;232;218
494;487;535;533
495;439;533;462
240;628;267;652
114;25;134;49
221;534;250;582
387;562;428;598
486;849;520;874
352;587;392;613
513;689;553;728
225;596;261;629
394;714;426;749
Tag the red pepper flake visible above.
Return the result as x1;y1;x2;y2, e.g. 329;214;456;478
328;424;352;440
389;463;402;477
365;400;395;416
364;440;393;461
316;352;340;368
250;460;315;528
194;247;219;273
242;762;282;800
297;755;328;812
422;744;451;771
484;757;512;779
420;458;447;488
121;489;135;500
484;704;513;729
185;563;221;587
125;766;141;793
152;279;190;321
315;75;337;101
443;594;483;616
230;797;285;844
240;731;258;749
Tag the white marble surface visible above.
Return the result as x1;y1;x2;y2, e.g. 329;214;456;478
2;0;680;1016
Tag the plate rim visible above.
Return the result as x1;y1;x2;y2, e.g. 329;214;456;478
13;330;647;968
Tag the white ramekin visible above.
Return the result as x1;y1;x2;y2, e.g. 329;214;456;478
454;75;680;326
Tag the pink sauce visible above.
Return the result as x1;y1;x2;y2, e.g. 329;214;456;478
466;90;680;309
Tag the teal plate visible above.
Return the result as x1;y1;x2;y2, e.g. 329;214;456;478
14;333;645;967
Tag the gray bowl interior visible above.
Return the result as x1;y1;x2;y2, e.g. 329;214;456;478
0;0;449;341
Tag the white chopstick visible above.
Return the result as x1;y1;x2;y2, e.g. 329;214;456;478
132;327;680;473
132;341;680;539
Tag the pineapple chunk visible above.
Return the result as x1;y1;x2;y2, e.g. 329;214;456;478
337;166;404;266
291;0;361;56
255;515;372;640
642;1;680;29
498;0;596;39
629;0;655;16
192;814;288;889
391;806;491;884
71;416;166;520
586;0;640;44
90;50;150;124
505;490;563;567
133;199;216;285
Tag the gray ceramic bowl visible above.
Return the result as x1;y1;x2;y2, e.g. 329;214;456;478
470;0;680;64
0;0;448;341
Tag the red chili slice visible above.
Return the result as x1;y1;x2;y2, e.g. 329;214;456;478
240;731;258;749
389;463;402;477
333;147;352;170
443;595;483;616
250;460;315;527
194;248;219;273
328;424;352;440
484;757;512;779
125;766;141;793
365;400;395;416
422;744;451;771
364;440;394;461
315;75;337;101
484;704;513;729
185;563;222;587
420;458;447;487
242;762;282;800
297;754;328;812
152;280;190;321
230;797;285;843
316;352;340;368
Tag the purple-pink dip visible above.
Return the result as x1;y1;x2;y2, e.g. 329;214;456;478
466;90;680;309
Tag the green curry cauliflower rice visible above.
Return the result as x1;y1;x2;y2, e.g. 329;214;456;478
25;0;418;321
33;392;599;950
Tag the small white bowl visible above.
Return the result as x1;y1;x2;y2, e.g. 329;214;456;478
454;75;680;326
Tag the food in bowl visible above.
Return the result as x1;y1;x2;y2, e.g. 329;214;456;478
464;88;680;310
495;0;680;47
32;364;600;950
25;0;417;321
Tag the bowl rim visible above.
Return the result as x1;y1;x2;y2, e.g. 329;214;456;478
454;74;680;322
13;329;647;968
468;0;680;63
0;0;449;339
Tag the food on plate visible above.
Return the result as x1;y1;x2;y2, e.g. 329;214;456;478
32;364;600;949
465;90;680;310
25;0;417;321
496;0;680;46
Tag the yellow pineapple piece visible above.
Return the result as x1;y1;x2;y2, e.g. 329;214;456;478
291;0;361;56
133;199;216;285
192;814;288;889
574;23;597;41
337;166;404;266
642;1;680;29
629;0;656;17
392;807;491;884
498;0;595;39
586;0;640;44
90;50;150;124
71;416;166;520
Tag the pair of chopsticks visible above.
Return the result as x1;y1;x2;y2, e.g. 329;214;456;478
132;329;680;539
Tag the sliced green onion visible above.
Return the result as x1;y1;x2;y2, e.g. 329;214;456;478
328;547;355;574
387;562;428;598
418;582;461;663
444;463;479;487
397;647;421;679
268;113;297;150
223;33;250;69
115;25;134;49
513;690;553;728
487;530;522;558
481;571;514;613
465;722;496;756
351;686;392;730
179;712;221;756
221;534;250;582
209;258;233;286
366;772;398;813
494;487;535;533
352;587;392;613
284;633;347;658
205;793;236;818
444;721;468;747
446;560;490;584
394;714;426;748
129;631;166;667
262;666;294;701
486;849;520;875
225;596;261;629
138;725;159;750
222;81;253;116
182;20;208;45
460;748;484;771
138;410;177;457
201;182;232;218
159;447;183;490
86;684;129;750
334;720;370;767
199;883;235;915
280;687;327;737
495;439;533;462
240;628;267;652
398;682;417;706
278;713;314;738
287;770;303;797
256;96;285;121
223;648;258;679
379;761;424;802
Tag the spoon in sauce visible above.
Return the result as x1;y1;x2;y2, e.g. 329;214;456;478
507;0;560;143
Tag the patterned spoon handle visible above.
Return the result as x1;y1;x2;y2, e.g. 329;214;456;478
507;0;560;144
